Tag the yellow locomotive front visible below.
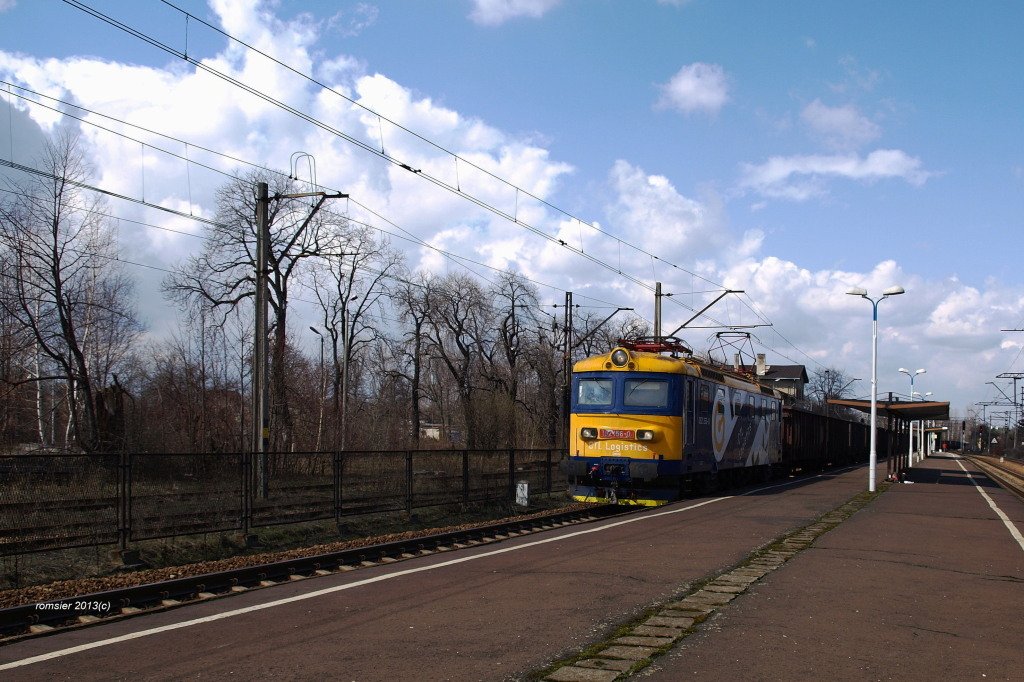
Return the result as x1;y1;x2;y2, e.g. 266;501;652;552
565;342;694;505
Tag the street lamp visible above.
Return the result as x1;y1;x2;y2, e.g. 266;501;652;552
899;368;927;400
847;285;905;492
900;367;926;465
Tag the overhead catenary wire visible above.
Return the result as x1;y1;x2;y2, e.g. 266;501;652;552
0;81;632;312
154;0;727;290
59;0;734;317
17;3;819;364
6;69;725;324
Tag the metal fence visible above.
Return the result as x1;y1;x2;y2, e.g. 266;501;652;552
0;448;567;556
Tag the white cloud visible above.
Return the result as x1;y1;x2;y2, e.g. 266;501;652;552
710;254;1024;411
1;0;1017;413
801;99;881;150
0;1;15;13
739;149;932;200
830;55;881;95
0;0;584;330
468;0;563;26
656;63;730;115
326;3;379;38
604;160;720;258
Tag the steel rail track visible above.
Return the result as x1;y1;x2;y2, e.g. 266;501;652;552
966;455;1024;501
0;504;626;642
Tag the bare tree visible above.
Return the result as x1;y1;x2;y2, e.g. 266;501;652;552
388;272;435;447
483;271;540;446
808;366;857;413
0;131;140;452
0;250;38;448
424;273;492;448
307;221;402;449
164;169;342;450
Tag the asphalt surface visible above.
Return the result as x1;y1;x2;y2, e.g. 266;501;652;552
2;465;870;680
2;456;1019;681
640;453;1024;681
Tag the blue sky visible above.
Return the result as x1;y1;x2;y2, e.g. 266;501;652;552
1;0;1022;416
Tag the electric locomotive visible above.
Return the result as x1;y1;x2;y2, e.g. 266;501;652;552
563;338;784;505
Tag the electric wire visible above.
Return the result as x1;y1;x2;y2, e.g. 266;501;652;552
60;0;735;321
155;0;727;291
17;3;821;362
0;82;631;311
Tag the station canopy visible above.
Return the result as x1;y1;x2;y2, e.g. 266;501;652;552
827;399;950;422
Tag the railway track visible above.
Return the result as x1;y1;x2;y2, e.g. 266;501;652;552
966;454;1024;500
0;503;626;642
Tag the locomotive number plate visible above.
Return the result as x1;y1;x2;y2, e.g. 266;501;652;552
599;428;635;440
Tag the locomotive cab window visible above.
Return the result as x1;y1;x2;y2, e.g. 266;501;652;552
623;378;669;407
577;378;613;406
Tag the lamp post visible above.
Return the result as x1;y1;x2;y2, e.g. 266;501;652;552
900;368;926;465
847;285;905;492
913;391;933;461
310;326;325;452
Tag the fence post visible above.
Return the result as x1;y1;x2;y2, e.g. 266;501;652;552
241;451;251;538
118;450;130;551
462;450;470;504
333;450;343;522
405;451;414;515
508;448;516;502
546;449;553;494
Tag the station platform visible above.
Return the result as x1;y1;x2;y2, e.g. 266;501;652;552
642;453;1024;680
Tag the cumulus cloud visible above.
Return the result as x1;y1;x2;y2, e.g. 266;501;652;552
0;1;15;13
604;160;719;257
0;0;584;332
656;63;730;115
468;0;563;26
801;99;881;150
739;149;932;200
710;254;1024;408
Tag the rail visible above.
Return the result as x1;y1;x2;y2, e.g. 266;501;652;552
966;454;1024;501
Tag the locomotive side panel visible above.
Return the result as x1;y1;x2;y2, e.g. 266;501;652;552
700;382;782;471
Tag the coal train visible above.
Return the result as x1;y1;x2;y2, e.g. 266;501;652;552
562;338;873;505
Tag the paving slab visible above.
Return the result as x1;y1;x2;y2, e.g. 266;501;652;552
545;666;620;682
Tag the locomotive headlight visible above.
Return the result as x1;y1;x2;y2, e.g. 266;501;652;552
636;429;655;441
580;427;598;440
610;348;629;367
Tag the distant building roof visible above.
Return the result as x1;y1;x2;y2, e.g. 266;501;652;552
762;365;809;382
739;364;809;383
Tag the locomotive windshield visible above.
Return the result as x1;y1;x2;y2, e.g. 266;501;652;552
577;377;613;406
623;379;669;408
